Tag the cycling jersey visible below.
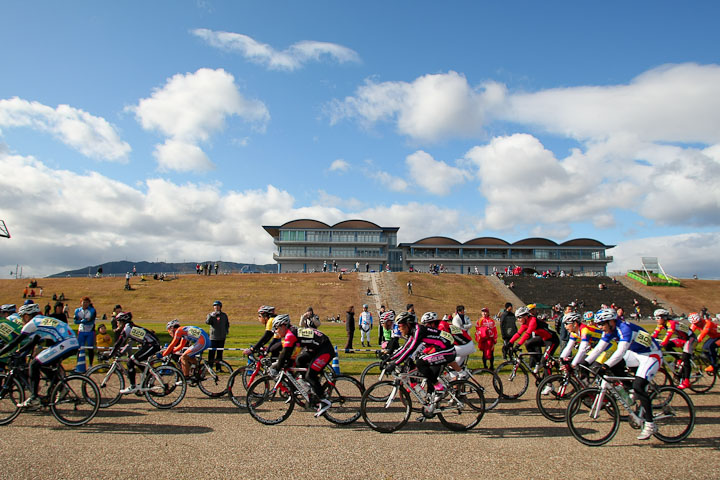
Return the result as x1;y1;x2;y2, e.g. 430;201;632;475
6;313;22;325
163;325;209;357
112;323;160;355
275;326;332;370
652;319;694;347
390;324;455;365
691;319;720;343
559;323;601;366
586;321;660;368
509;316;553;346
21;316;76;343
0;318;22;344
0;316;78;366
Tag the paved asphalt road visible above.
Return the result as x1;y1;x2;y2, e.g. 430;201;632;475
1;381;718;480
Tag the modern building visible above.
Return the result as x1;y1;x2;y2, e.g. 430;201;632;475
263;219;401;273
263;219;614;274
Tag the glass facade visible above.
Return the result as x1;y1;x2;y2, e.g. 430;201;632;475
280;230;305;241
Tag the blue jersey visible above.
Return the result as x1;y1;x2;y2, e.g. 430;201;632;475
21;315;76;343
599;321;660;354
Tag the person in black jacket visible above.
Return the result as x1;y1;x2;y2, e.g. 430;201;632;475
499;303;517;359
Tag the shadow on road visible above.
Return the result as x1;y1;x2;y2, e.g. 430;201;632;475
49;422;214;435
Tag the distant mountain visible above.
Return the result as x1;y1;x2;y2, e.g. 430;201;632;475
49;260;276;277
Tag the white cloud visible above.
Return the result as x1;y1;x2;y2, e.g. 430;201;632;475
0;97;130;161
329;159;350;172
610;232;720;279
129;68;269;172
367;169;408;192
328;72;506;142
154;139;214;172
406;150;470;195
192;29;360;71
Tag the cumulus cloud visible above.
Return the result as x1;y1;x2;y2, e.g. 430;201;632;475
192;29;360;71
327;72;506;142
329;159;350;172
610;232;720;279
406;150;470;195
129;68;269;171
0;97;130;161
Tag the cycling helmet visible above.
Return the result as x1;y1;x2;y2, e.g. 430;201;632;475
688;312;701;324
394;311;416;326
583;311;594;322
653;308;670;319
271;314;291;332
419;311;438;325
166;319;180;330
213;300;222;307
380;310;396;323
116;311;133;323
258;305;275;315
594;308;617;325
562;312;582;325
515;306;530;317
1;304;16;314
18;303;41;316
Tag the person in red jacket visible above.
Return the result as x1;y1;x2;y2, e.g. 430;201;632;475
509;305;559;373
475;307;498;369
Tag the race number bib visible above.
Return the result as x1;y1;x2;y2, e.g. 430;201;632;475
297;327;314;338
0;323;14;340
130;327;147;340
440;330;454;343
634;330;652;348
450;325;463;335
675;322;690;334
40;318;60;328
187;327;202;338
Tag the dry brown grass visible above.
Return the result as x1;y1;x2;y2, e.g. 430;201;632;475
644;278;720;314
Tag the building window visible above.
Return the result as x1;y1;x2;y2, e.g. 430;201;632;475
486;248;507;259
332;231;355;242
437;248;460;259
306;230;331;243
280;246;304;257
357;247;382;257
280;230;305;241
332;247;354;257
306;246;330;257
357;231;381;243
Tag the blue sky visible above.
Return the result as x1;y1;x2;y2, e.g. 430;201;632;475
1;1;719;278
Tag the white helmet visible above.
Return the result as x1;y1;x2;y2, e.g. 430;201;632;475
271;314;291;332
166;319;180;330
653;308;670;319
515;306;530;317
419;312;438;325
18;303;41;316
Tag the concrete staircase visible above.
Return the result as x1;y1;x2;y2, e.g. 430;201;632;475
358;272;406;312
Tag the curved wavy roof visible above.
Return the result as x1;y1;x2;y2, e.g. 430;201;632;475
561;238;607;247
513;237;558;247
414;236;462;246
464;237;510;246
332;220;382;230
279;219;330;229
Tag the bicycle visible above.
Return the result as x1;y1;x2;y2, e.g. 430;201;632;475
359;350;392;400
494;347;558;399
0;355;100;426
360;365;485;433
85;354;186;409
227;350;271;409
245;366;364;426
659;350;716;393
566;365;695;446
535;363;594;422
151;351;232;398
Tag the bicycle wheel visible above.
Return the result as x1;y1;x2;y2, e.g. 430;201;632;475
652;386;695;443
566;387;620;446
0;374;24;425
437;380;485;431
85;363;124;408
322;374;364;425
227;366;249;409
246;375;294;425
689;356;716;394
652;367;670;387
469;368;502;410
360;381;411;433
494;361;529;399
360;361;389;400
143;365;186;409
50;375;100;426
198;360;233;398
536;374;581;423
241;361;263;390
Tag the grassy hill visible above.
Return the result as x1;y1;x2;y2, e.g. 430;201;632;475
643;278;720;315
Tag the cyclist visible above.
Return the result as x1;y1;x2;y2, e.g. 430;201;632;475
0;303;79;408
1;304;18;322
689;312;720;374
0;307;23;368
583;308;662;441
508;306;559;373
379;310;399;354
384;311;456;397
162;320;209;379
110;312;161;394
269;314;334;417
243;305;281;359
652;309;697;389
558;312;601;369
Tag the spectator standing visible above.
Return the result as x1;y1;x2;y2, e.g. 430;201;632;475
365;262;369;272
407;281;413;295
44;302;51;316
49;302;68;323
359;304;373;347
132;265;137;276
214;262;219;275
110;304;123;339
377;305;386;345
300;306;321;328
499;303;517;359
475;307;498;369
74;296;97;368
205;300;230;368
344;306;355;353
